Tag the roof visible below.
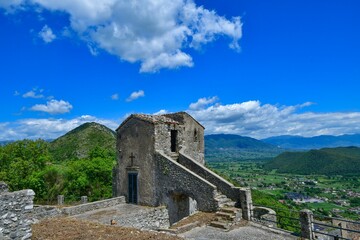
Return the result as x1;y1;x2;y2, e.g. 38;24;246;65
116;113;179;131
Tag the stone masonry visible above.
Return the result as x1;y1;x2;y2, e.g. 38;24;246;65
113;112;251;225
0;182;35;240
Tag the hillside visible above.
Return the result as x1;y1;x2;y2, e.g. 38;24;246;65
263;134;360;149
205;134;284;161
264;146;360;175
49;122;116;161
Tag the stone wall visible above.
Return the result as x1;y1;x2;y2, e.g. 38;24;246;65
164;112;205;165
155;151;218;214
115;206;170;230
0;187;35;240
178;150;241;202
114;118;157;206
33;196;126;220
62;196;125;216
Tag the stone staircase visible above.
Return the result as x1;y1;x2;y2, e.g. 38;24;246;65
210;206;242;230
209;191;242;230
214;191;235;208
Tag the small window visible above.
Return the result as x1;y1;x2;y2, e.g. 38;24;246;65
194;129;198;142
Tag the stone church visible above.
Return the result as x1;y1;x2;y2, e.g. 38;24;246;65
113;112;251;224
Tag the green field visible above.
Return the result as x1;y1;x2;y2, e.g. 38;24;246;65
207;160;360;220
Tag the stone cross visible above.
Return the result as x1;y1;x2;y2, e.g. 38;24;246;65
129;152;135;166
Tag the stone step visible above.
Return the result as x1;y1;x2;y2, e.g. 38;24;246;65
209;220;230;230
216;211;235;221
221;207;239;214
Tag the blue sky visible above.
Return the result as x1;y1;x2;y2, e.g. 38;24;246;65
0;0;359;140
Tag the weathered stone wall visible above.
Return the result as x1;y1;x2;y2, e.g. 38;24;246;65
155;151;218;214
62;196;125;216
165;112;205;165
32;196;126;221
0;188;35;240
178;151;240;202
115;206;170;230
154;120;179;156
114;118;157;206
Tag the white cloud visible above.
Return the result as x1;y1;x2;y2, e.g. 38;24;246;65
1;0;242;72
30;99;73;114
0;115;119;141
153;109;168;115
189;96;219;110
126;90;145;102
38;25;56;43
111;93;119;100
22;89;44;99
187;99;360;139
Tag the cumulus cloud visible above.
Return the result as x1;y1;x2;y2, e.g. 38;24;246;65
38;25;56;43
189;96;219;110
22;89;44;99
30;99;73;114
187;98;360;139
0;115;119;141
126;90;145;102
0;0;242;72
111;93;119;100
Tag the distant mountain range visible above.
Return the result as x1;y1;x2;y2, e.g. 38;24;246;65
49;122;116;162
263;134;360;150
205;134;284;161
2;122;360;164
264;146;360;175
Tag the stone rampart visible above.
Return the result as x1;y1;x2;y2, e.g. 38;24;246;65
0;188;35;240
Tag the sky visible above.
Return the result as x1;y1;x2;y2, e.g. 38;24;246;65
0;0;359;141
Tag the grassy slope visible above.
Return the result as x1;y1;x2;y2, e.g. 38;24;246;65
264;147;360;175
49;122;116;162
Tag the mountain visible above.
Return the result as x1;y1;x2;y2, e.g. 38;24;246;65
205;134;284;161
49;122;116;162
264;146;360;175
262;134;360;150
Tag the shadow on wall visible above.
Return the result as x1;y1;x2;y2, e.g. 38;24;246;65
167;191;198;225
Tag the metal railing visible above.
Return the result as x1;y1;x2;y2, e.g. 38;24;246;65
312;213;360;240
250;205;360;240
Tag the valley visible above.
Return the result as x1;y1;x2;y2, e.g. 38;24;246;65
208;160;360;220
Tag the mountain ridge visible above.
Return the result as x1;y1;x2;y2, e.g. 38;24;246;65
262;134;360;149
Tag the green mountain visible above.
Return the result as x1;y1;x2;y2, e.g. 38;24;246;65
262;134;360;149
264;146;360;175
49;122;116;162
205;134;284;162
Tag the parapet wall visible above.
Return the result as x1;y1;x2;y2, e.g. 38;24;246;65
178;150;240;201
155;151;218;212
33;196;126;220
0;188;35;240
